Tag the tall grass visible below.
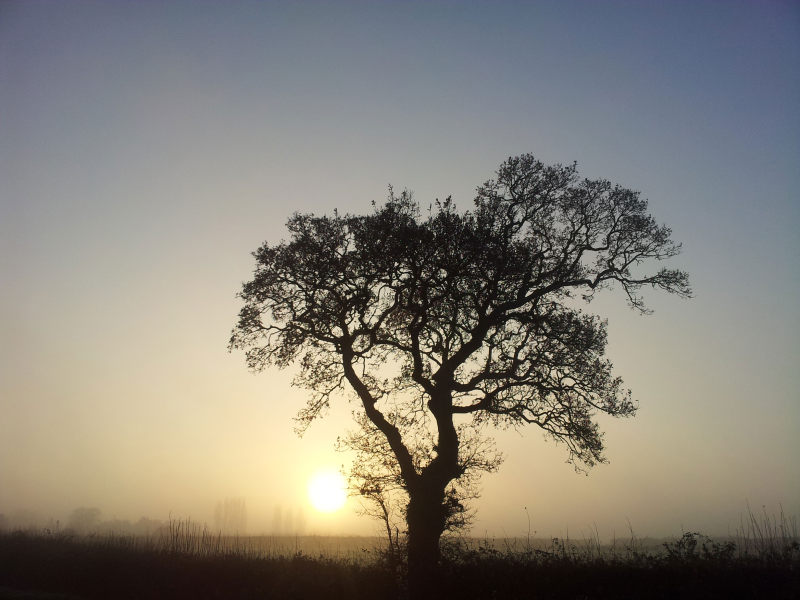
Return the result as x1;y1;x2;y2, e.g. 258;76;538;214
438;505;799;567
159;517;232;557
155;518;381;561
734;504;799;561
0;522;393;600
1;510;797;599
2;506;798;564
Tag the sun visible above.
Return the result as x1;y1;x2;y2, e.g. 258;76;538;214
307;469;347;513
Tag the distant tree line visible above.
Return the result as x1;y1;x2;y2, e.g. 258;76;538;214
213;497;247;533
0;499;251;536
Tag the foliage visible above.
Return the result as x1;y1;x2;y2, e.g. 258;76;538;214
230;154;691;575
1;525;797;600
663;531;736;562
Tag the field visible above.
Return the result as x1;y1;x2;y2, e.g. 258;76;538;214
1;514;798;599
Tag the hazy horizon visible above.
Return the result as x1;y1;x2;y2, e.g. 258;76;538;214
2;1;798;542
2;496;793;544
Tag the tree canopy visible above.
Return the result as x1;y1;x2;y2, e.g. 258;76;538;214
230;154;690;590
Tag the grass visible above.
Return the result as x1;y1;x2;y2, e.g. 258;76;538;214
0;528;393;600
1;509;798;599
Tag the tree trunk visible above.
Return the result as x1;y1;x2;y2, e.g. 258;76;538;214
404;393;461;598
406;486;447;600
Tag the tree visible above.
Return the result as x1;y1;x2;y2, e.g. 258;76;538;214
67;506;102;534
213;497;247;534
230;154;691;596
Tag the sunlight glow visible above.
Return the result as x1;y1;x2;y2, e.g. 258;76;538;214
307;470;347;513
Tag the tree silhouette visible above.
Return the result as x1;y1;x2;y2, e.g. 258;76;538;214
213;497;247;534
67;507;102;534
230;154;691;596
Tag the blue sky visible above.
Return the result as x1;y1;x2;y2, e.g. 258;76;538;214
1;0;798;537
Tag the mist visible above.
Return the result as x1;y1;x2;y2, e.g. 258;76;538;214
1;0;798;548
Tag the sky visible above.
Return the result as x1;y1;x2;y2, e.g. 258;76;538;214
1;0;798;540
